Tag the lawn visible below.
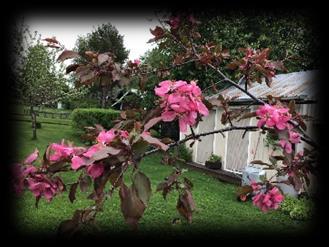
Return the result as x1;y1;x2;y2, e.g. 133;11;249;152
12;120;311;237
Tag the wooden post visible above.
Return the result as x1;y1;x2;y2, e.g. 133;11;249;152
30;105;37;140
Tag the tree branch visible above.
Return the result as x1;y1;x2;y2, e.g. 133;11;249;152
142;125;259;157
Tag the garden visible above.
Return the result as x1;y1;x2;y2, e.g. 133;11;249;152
8;9;320;238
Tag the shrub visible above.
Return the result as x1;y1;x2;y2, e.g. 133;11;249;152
208;154;222;162
170;145;193;162
71;108;120;131
280;196;314;221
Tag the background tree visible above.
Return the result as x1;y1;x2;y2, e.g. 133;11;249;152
74;23;130;108
16;32;86;140
141;10;319;96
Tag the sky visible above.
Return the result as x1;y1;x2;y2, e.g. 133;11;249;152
25;12;160;61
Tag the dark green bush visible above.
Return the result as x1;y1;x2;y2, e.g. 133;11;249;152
71;108;120;131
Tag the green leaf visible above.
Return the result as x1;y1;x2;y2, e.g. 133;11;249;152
132;171;152;206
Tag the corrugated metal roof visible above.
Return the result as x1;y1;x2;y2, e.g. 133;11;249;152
208;70;319;102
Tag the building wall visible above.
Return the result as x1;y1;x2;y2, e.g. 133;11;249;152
213;109;227;167
196;111;216;163
181;103;318;179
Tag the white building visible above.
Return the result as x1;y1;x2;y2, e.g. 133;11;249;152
180;70;320;176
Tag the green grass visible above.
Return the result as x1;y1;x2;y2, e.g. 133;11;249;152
10;115;72;126
13;120;311;237
11;104;72;114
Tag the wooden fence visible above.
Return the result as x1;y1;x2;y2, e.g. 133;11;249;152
22;109;71;119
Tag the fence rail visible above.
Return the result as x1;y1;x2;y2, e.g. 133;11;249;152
23;109;71;119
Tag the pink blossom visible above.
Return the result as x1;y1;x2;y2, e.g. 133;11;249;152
252;187;284;212
97;129;129;145
133;59;141;65
155;80;208;133
22;165;38;177
97;129;117;144
71;155;86;170
120;130;129;139
12;163;38;195
87;163;104;179
279;139;292;154
27;174;62;202
289;130;301;144
49;143;74;162
24;148;39;165
161;111;176;121
250;181;262;191
256;104;291;130
83;144;103;158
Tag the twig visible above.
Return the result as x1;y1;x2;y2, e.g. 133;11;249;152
142;125;259;157
111;90;130;107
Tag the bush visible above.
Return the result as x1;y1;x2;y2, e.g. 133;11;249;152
208;154;222;162
170;145;193;163
71;108;120;131
280;196;314;221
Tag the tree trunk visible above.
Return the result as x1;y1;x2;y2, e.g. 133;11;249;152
100;85;107;108
30;105;37;140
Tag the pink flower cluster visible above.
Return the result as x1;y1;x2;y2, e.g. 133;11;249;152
252;187;284;212
155;80;209;132
256;104;301;153
133;59;141;66
49;143;85;162
251;182;284;212
13;149;64;201
70;128;129;179
256;104;291;130
27;174;64;202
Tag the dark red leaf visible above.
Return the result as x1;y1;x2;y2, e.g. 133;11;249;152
57;50;80;62
98;53;110;66
79;175;92;192
66;64;80;74
141;132;168;151
176;190;195;223
119;183;146;228
132;171;152;206
143;116;162;132
42;37;59;44
69;183;79;203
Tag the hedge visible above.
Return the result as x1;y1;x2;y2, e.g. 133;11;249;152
71;108;120;131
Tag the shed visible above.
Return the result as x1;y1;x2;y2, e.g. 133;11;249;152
180;70;320;175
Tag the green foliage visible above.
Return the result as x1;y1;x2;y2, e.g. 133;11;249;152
171;145;193;163
264;131;280;150
142;11;320;97
280;196;314;221
71;108;120;131
64;96;100;110
75;23;129;64
208;154;222;162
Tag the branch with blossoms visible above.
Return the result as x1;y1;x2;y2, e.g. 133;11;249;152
11;13;319;236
